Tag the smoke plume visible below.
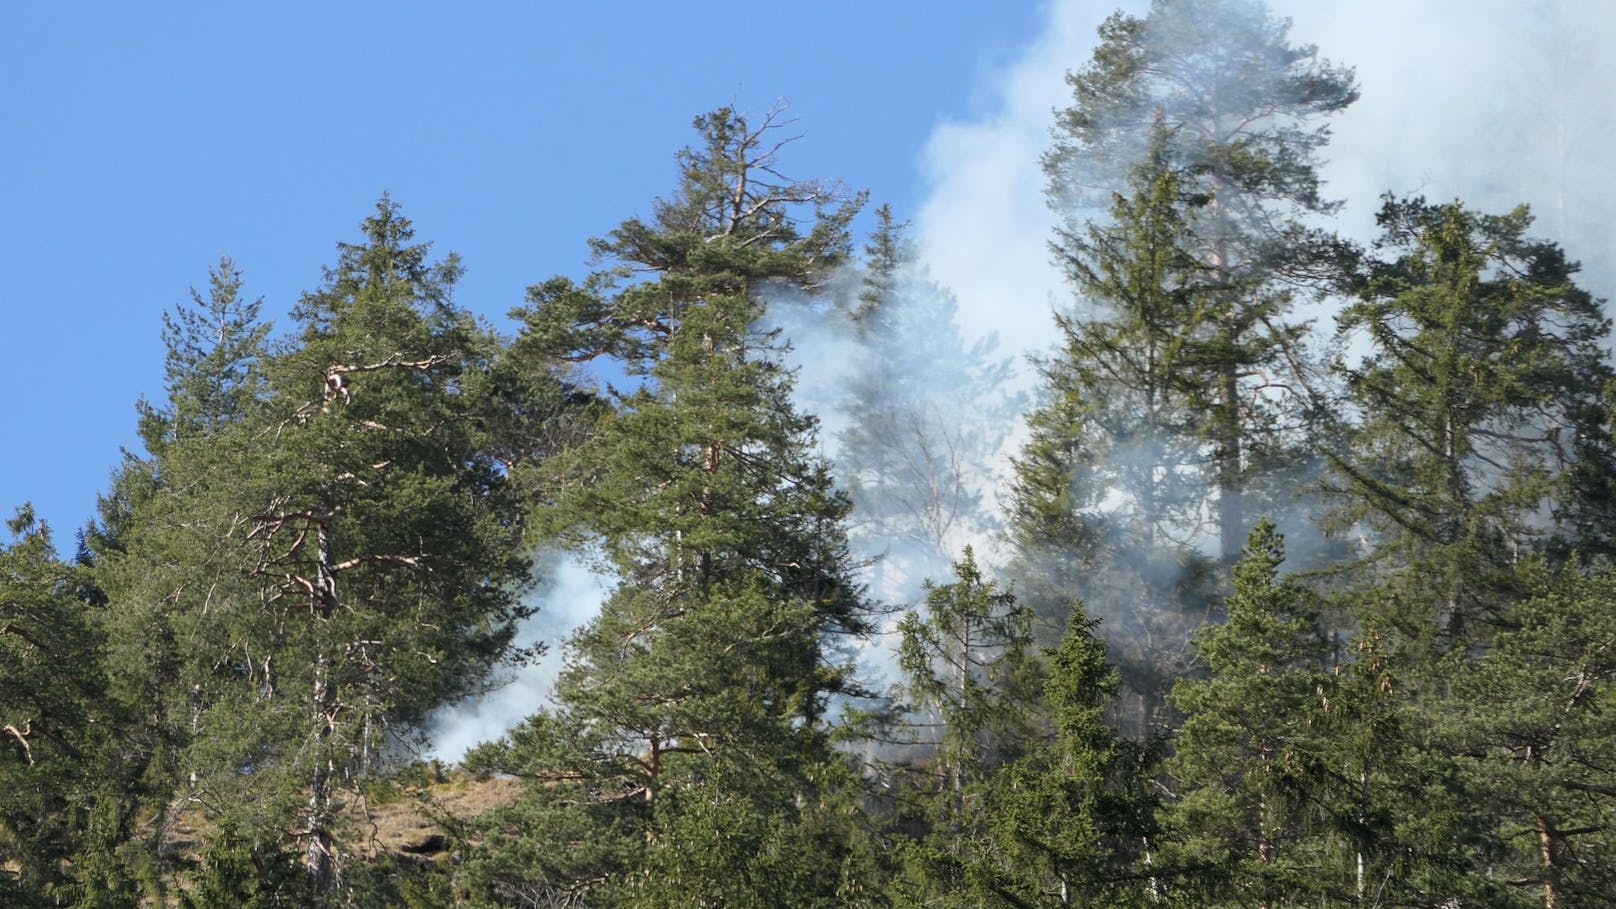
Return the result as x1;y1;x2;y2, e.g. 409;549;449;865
425;552;612;763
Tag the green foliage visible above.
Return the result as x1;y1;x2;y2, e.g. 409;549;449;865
179;817;315;909
1047;0;1357;565
896;549;1044;804
1330;197;1612;648
1437;564;1616;906
976;610;1159;908
86;198;560;901
462;105;870;907
1161;521;1345;905
1009;137;1220;731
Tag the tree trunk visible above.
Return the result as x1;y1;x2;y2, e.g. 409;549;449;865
1218;355;1243;567
304;646;335;892
304;517;339;892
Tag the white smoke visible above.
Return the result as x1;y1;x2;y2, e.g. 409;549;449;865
913;1;1147;365
915;0;1616;367
424;552;612;763
432;0;1616;749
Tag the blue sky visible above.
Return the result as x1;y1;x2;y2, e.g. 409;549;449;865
8;1;1616;549
1;2;1047;540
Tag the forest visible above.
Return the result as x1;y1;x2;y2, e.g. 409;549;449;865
5;1;1616;906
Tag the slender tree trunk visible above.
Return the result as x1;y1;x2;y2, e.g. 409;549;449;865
304;517;339;892
1537;812;1558;909
1204;180;1243;568
305;645;335;892
1218;354;1243;567
1356;770;1368;906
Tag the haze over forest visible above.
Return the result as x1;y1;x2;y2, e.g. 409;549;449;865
6;1;1616;907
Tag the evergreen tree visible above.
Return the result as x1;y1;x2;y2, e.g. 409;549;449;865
975;610;1159;908
140;257;272;454
1008;140;1218;733
1328;197;1612;650
0;507;143;908
92;201;542;900
888;549;1044;906
1045;0;1357;566
462;106;871;907
1161;521;1343;906
74;259;277;906
1438;565;1616;908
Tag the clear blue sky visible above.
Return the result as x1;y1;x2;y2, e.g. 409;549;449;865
1;2;1048;542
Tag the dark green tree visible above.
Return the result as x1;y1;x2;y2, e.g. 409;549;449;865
93;201;542;900
889;549;1044;906
973;610;1159;908
1160;521;1344;906
1328;197;1612;650
82;258;277;906
0;507;142;908
462;106;871;908
220;198;531;893
1437;564;1616;908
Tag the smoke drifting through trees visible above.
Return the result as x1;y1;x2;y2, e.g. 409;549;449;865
918;0;1616;357
426;553;612;762
428;0;1616;751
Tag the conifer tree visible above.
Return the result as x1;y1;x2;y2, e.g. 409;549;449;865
82;259;277;904
94;202;542;899
1329;197;1612;650
0;507;144;908
975;610;1159;908
463;106;871;907
889;549;1044;906
1161;521;1342;906
1008;138;1218;732
1438;565;1616;908
1045;0;1357;565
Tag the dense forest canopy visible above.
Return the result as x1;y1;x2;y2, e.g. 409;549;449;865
7;2;1616;907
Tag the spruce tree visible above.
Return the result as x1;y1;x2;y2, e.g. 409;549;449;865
1008;138;1218;732
82;259;276;905
1161;521;1342;906
976;610;1159;908
888;550;1044;906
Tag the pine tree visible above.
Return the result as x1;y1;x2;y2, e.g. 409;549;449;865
93;201;542;899
463;106;871;907
1161;521;1343;906
1045;0;1357;566
228;198;531;892
0;507;142;907
1328;197;1612;650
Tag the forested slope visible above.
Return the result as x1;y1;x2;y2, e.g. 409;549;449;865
6;2;1616;906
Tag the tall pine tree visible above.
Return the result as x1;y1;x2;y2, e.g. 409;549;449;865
463;106;872;908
